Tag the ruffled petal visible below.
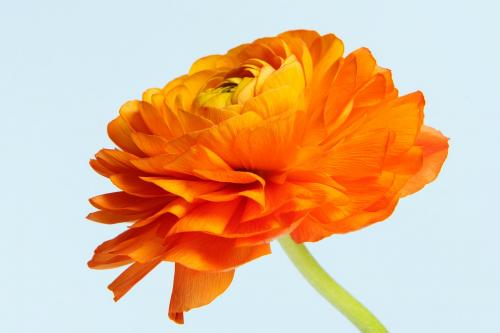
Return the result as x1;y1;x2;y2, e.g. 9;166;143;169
259;56;306;94
167;200;242;236
107;116;145;157
140;177;225;202
89;191;169;211
163;233;271;271
91;149;137;176
400;126;449;196
110;174;169;197
243;85;301;119
87;252;133;270
108;260;161;301
168;264;234;324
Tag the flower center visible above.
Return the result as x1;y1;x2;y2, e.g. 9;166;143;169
196;77;243;108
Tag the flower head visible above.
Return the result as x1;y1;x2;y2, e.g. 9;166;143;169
88;30;448;323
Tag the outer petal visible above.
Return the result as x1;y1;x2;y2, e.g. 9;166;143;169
163;233;271;271
108;260;161;301
291;197;399;243
259;56;306;94
167;200;242;236
107;116;145;157
400;126;449;196
140;177;225;202
87;252;133;269
168;264;234;324
89;191;170;211
318;129;390;178
91;149;138;176
243;85;301;119
189;55;234;74
87;209;154;224
110;174;169;197
228;111;304;170
323;47;377;127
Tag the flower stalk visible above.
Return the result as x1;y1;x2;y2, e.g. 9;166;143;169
278;235;389;333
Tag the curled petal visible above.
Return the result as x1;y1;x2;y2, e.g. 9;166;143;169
168;264;234;324
107;116;145;157
164;233;271;271
109;174;169;198
140;177;225;202
401;126;449;196
108;260;161;301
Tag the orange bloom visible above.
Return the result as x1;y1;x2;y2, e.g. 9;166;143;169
88;30;448;323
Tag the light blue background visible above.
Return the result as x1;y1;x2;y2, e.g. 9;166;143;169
1;1;499;332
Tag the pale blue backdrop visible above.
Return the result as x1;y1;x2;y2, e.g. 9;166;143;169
1;0;498;332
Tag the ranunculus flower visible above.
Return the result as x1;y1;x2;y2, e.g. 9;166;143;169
88;29;448;325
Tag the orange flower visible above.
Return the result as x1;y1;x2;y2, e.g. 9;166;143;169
88;30;448;323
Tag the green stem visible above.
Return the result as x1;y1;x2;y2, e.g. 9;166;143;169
278;235;389;333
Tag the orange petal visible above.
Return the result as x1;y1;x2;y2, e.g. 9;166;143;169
89;191;170;211
167;200;242;236
141;88;162;104
108;260;161;301
234;211;307;246
400;126;449;196
196;112;263;169
110;174;169;197
164;233;271;271
87;209;153;224
138;100;173;138
384;146;423;175
320;129;390;178
278;29;320;46
290;214;332;243
327;91;424;159
363;91;425;157
131;132;171;156
107;116;145;157
189;55;233;74
252;37;288;61
174;109;214;133
230;111;302;170
243;85;301;119
140;177;225;202
131;198;190;228
95;217;173;264
310;33;344;81
238;180;344;223
198;183;265;207
192;105;239;124
87;252;132;270
92;221;158;253
353;70;396;108
259;56;306;94
93;149;138;176
323;48;381;128
291;197;399;242
161;145;233;176
193;169;265;186
168;264;234;324
130;154;179;175
306;35;345;122
227;209;306;241
326;197;399;235
277;32;316;84
89;159;115;177
119;100;151;134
